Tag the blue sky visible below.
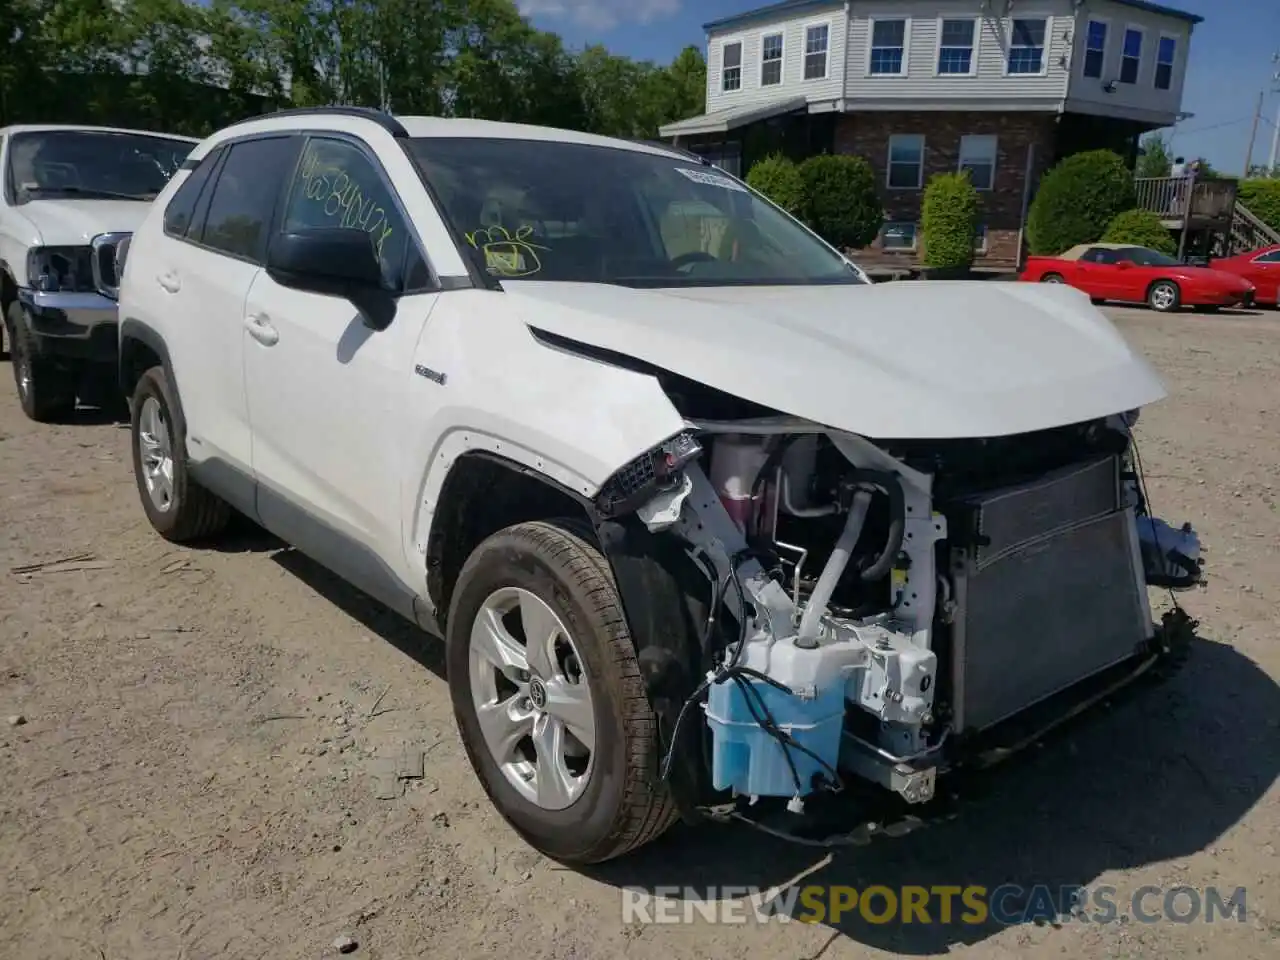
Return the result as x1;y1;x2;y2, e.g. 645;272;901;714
519;0;1280;175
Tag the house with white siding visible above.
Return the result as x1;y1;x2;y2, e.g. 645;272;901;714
659;0;1202;267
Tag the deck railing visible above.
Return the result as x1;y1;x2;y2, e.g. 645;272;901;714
1133;176;1238;222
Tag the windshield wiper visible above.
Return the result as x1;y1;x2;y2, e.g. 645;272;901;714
25;185;156;201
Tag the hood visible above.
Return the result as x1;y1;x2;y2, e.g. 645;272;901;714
17;199;153;247
507;279;1168;440
1170;265;1252;288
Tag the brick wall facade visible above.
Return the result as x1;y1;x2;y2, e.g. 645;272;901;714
833;111;1057;268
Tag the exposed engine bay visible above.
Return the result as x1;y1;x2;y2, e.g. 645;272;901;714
594;404;1203;835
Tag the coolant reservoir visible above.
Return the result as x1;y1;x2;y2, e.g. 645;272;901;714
709;436;770;531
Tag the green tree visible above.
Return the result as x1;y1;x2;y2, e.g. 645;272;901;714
797;154;881;250
1100;209;1176;255
1238;178;1280;232
921;171;979;269
1026;149;1136;255
746;154;806;218
1136;132;1173;179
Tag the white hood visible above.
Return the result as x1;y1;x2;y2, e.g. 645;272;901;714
508;279;1167;440
16;199;152;247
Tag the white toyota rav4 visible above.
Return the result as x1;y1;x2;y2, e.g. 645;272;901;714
116;106;1203;864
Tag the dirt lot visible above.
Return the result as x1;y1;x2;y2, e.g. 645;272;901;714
2;304;1278;960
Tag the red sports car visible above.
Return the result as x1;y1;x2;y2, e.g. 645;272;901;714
1208;243;1280;306
1019;243;1255;313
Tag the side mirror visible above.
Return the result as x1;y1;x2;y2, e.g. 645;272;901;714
266;229;392;328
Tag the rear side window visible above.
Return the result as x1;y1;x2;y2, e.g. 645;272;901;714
199;136;299;263
163;149;220;238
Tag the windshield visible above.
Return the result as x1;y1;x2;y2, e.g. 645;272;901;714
406;137;864;288
6;129;194;203
1119;247;1182;267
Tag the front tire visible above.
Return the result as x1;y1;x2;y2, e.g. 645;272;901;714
446;520;677;864
6;302;77;422
129;366;231;542
1147;280;1181;313
1040;273;1065;283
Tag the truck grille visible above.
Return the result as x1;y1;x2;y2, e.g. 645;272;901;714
90;232;131;299
949;456;1152;732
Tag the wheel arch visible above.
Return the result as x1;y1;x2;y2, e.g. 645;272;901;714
118;318;182;421
1146;277;1181;299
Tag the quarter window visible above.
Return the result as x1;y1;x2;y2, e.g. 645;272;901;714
722;41;743;91
1083;20;1107;79
199;137;299;262
958;135;997;191
1120;28;1143;84
804;24;830;79
1155;36;1176;90
887;134;925;189
1008;18;1046;74
1253;250;1280;263
163;149;220;238
762;33;783;86
282;138;412;288
937;19;975;74
870;19;906;75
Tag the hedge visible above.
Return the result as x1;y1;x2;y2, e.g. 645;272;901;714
797;154;881;249
1238;178;1280;234
1100;209;1177;255
745;153;807;219
1026;150;1136;255
921;171;979;269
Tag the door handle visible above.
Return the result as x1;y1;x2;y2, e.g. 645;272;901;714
244;314;279;347
156;271;180;294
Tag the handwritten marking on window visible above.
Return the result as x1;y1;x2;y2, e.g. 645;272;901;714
464;224;549;277
298;148;394;259
673;166;748;193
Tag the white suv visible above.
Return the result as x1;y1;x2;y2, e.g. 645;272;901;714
116;107;1202;864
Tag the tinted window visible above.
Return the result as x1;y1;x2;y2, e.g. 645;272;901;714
281;137;411;287
1119;247;1180;267
1254;250;1280;263
163;149;219;238
4;129;193;203
200;136;299;262
1083;247;1118;264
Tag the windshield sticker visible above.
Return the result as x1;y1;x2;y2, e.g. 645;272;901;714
297;148;394;259
464;224;549;278
674;167;748;193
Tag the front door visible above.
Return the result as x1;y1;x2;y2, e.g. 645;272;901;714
242;134;441;615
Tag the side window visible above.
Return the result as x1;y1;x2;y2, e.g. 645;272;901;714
200;136;299;263
282;137;413;288
163;148;220;238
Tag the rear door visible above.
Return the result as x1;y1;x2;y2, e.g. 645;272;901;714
146;134;300;495
1075;247;1123;297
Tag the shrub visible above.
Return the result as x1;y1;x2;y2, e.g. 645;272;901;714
1026;149;1136;255
1101;209;1176;255
1239;178;1280;234
921;171;979;269
745;153;807;219
797;153;881;249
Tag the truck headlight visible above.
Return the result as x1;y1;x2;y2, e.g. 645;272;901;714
26;246;95;293
595;431;702;518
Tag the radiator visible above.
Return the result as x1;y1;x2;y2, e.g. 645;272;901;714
948;456;1153;733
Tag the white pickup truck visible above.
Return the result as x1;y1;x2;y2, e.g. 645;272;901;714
1;124;197;420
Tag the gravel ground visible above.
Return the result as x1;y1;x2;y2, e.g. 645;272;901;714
1;304;1278;960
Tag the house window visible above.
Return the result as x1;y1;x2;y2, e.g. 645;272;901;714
1083;20;1107;79
958;134;997;191
1155;35;1176;90
973;224;988;254
887;134;924;189
762;32;784;86
1120;28;1142;84
870;19;906;75
804;24;830;79
937;19;976;75
880;221;918;250
1007;18;1046;74
722;41;743;92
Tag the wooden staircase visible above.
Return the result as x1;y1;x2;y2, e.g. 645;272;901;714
1225;202;1280;256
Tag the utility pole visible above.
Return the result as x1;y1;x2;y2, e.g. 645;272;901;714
1267;53;1280;176
1244;88;1264;176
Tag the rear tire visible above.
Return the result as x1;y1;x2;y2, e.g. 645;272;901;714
1040;273;1064;283
6;302;77;422
129;365;231;542
446;520;677;864
1147;280;1181;313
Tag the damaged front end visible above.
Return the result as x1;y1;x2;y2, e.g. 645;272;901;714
592;409;1203;842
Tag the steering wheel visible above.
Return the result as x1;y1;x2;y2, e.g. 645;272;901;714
670;250;717;271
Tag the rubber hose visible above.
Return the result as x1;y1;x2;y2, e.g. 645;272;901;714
845;468;906;582
795;489;872;644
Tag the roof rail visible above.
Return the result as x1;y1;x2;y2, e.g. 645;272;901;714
263;106;409;138
629;138;711;165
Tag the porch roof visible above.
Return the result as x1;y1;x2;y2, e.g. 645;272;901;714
657;97;810;139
